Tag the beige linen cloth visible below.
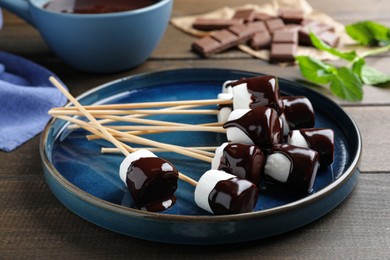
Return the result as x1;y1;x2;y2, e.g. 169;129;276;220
171;0;369;61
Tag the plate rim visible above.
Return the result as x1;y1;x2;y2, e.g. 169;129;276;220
40;67;362;222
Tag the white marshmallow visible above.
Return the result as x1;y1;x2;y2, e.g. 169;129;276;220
211;142;229;169
288;130;309;148
280;114;290;136
225;109;254;145
232;83;251;110
222;80;236;93
194;170;235;214
217;93;233;123
264;153;291;183
119;149;157;185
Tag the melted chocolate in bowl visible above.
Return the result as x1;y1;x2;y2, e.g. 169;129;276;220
126;157;178;212
44;0;158;14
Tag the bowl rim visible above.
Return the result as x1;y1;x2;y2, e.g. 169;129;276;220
40;67;362;223
31;0;172;18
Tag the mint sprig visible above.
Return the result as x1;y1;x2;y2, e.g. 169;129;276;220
296;21;390;101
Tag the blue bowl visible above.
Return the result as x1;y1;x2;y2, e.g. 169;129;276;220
0;0;173;73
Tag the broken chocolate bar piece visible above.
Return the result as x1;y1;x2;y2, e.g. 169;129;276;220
254;12;274;21
232;9;256;23
192;37;222;57
247;21;267;33
318;31;339;47
265;18;285;34
270;43;296;63
299;21;335;45
279;8;304;24
250;30;272;50
192;18;242;31
228;24;256;43
273;30;298;44
211;29;238;46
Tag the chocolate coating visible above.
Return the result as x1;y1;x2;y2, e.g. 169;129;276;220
218;143;265;186
224;106;282;150
126;157;179;212
268;144;320;192
231;75;284;114
208;177;259;215
282;96;315;129
44;0;156;14
298;128;334;165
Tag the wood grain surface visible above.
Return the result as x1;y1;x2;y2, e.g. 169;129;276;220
0;0;389;258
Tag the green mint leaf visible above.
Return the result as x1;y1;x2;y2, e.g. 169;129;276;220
360;65;390;85
351;57;365;78
351;58;390;85
330;67;363;101
346;21;390;46
309;32;357;61
295;56;334;84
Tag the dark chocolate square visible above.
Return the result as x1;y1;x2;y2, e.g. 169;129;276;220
270;43;296;63
273;30;298;44
254;12;274;21
192;37;222;56
319;31;339;47
228;24;255;42
192;18;242;31
265;18;285;34
299;21;335;46
232;9;256;23
279;8;304;24
247;21;267;34
250;30;272;50
212;29;238;45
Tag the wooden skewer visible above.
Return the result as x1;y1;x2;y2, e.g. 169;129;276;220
66;104;203;130
50;98;232;110
87;125;225;133
85;116;223;140
49;109;219;116
101;147;216;157
49;77;198;187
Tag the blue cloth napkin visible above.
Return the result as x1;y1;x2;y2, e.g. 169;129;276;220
0;51;67;152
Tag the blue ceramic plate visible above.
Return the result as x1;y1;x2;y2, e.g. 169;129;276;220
40;68;361;244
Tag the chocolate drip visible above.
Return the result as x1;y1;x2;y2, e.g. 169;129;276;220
223;106;282;150
218;143;265;186
44;0;157;14
231;75;284;114
208;177;259;215
282;96;315;129
126;157;178;212
269;144;320;192
299;128;334;165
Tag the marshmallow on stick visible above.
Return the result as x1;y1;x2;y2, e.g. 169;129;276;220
223;106;283;150
280;96;315;135
211;142;265;186
288;128;334;165
264;144;320;193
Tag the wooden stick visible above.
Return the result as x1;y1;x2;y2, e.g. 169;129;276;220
85;116;223;140
49;77;198;186
49;77;129;156
101;147;216;157
51;98;232;110
66;104;202;130
49;109;219;116
90;125;225;133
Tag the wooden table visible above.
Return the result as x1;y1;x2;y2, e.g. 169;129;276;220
1;0;389;258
